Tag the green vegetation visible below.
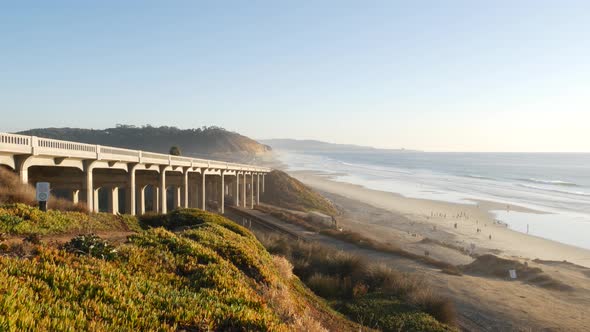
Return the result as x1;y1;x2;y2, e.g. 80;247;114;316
0;206;359;331
169;145;181;155
64;234;119;261
261;170;338;216
0;203;140;235
260;234;458;331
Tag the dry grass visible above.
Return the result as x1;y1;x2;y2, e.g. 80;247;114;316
261;170;338;216
320;228;462;276
273;255;294;281
0;168;87;212
258;201;462;275
259;233;458;329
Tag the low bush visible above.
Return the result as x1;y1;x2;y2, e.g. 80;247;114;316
320;229;462;275
63;234;118;261
0;203;140;235
259;233;458;330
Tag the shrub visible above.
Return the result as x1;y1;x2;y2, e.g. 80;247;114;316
23;233;41;245
307;273;343;298
0;203;140;235
259;234;458;330
138;212;168;228
64;234;118;260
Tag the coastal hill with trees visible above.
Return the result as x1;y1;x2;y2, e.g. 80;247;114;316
18;125;271;161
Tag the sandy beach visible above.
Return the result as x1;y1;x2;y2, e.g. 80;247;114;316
291;170;590;268
277;170;590;331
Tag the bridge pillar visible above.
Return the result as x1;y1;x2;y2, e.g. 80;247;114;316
15;156;32;184
84;161;95;212
109;187;119;214
242;173;247;208
262;174;265;193
201;172;206;210
93;188;100;212
72;189;80;205
127;165;137;216
219;171;225;214
235;173;240;207
250;173;254;209
183;170;189;208
139;186;146;215
256;173;260;205
159;167;167;214
173;186;181;208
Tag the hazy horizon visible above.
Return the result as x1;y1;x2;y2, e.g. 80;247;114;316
1;1;589;152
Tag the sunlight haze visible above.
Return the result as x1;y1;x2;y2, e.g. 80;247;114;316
1;1;588;152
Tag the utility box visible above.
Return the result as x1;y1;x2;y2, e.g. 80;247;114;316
36;182;50;212
36;182;50;202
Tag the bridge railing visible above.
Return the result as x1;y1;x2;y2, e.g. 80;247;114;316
0;133;31;154
36;137;97;159
0;132;272;172
99;146;140;162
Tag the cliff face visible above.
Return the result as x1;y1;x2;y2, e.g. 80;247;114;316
18;125;271;159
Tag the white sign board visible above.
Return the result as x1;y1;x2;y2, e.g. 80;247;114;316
36;182;50;202
509;269;517;279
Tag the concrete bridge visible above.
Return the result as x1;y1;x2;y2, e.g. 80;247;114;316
0;132;271;215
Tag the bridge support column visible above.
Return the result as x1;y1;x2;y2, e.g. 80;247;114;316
235;173;240;207
256;173;260;205
93;188;100;212
242;173;247;207
201;173;206;210
72;190;79;205
219;171;225;214
262;174;265;193
127;165;137;216
173;186;181;209
183;171;189;208
139;186;146;215
15;156;32;184
159;168;167;214
85;163;94;212
19;169;28;184
109;187;119;214
250;173;254;209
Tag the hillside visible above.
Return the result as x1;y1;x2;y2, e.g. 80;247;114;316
0;169;455;331
261;139;375;152
18;125;271;160
261;170;338;216
0;207;360;331
261;139;416;153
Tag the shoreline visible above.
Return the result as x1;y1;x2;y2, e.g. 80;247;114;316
291;170;590;267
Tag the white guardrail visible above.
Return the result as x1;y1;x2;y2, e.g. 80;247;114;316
0;132;271;172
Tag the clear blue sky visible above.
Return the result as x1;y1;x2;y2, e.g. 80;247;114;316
1;1;588;152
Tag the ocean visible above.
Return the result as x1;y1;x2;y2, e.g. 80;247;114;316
276;150;590;250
